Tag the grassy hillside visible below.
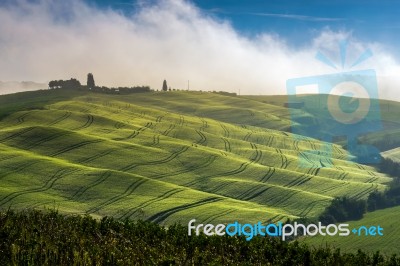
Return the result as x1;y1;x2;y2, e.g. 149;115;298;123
382;148;400;163
302;205;400;255
0;89;392;225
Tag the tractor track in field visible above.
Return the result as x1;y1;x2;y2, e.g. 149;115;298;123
260;167;276;183
0;168;80;207
184;161;251;187
272;190;302;206
162;124;176;136
238;186;271;201
151;155;217;180
351;184;377;200
319;182;349;193
16;113;29;124
285;174;312;188
199;118;208;131
49;139;104;157
48;111;72;126
206;182;231;194
299;199;329;217
119;188;186;220
202;209;235;224
156;115;164;123
243;132;252;142
0;127;37;142
72;171;113;199
221;137;231;152
0;160;41;180
178;115;185;126
195;130;207;145
220;123;230;138
73;115;94;130
114;121;126;129
113;122;152;141
78;149;114;164
86;179;148;214
120;146;190;172
250;143;262;164
150;134;160;146
49;139;103;157
0;154;20;161
276;148;289;169
147;197;222;224
23;130;72;150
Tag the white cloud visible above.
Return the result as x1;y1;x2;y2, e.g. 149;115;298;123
0;0;399;100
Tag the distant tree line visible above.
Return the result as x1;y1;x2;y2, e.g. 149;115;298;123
48;79;81;90
48;73;151;94
318;156;400;225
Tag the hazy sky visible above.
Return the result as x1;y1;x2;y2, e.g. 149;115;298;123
1;0;400;99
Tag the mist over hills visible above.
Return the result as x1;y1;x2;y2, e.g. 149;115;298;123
0;81;47;95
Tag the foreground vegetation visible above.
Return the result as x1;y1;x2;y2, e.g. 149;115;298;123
1;209;399;265
303;205;400;256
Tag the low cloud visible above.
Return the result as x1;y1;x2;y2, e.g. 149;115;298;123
0;0;399;100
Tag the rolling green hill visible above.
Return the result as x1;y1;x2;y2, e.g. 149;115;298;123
302;205;400;255
382;148;400;163
0;89;392;225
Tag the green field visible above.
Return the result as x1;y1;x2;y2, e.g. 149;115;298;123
382;148;400;162
302;205;400;255
0;89;393;225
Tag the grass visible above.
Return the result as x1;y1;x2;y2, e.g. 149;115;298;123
302;205;400;255
0;89;393;225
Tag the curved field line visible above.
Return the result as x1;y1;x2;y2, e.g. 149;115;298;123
260;167;276;183
243;132;252;142
299;199;330;217
0;154;20;161
237;186;270;201
221;137;231;152
147;197;222;224
319;182;349;193
207;182;231;194
114;121;126;129
0;161;41;180
0;169;79;207
162;124;175;136
78;149;114;164
250;143;262;164
202;209;235;224
0;127;37;142
156;115;164;122
72;171;112;199
119;188;185;220
86;179;148;214
351;184;377;200
199;118;208;131
151;155;217;180
179;115;185;126
47;111;72;126
272;190;302;206
23;130;72;150
50;139;103;157
219;123;230;138
195;130;207;145
184;161;251;187
72;115;94;131
15;113;29;124
119;146;190;172
150;134;160;146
